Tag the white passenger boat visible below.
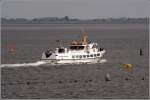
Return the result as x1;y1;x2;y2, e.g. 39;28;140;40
41;34;106;64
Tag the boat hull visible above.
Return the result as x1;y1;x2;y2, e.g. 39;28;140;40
41;57;102;64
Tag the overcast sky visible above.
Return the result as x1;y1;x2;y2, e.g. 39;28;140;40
1;0;149;19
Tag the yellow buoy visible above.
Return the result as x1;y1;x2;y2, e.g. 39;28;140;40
122;64;133;71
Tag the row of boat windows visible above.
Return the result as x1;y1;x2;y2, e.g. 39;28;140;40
72;53;100;59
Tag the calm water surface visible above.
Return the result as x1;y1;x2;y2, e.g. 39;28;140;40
1;24;149;99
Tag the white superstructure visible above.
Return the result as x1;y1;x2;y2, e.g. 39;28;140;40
41;34;106;64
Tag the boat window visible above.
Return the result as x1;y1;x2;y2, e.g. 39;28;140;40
72;56;75;58
70;46;85;50
90;54;93;57
76;55;78;58
58;48;65;53
83;55;86;58
94;54;97;57
97;53;100;56
87;55;89;57
79;55;82;58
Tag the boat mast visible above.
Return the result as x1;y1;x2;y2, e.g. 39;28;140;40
80;28;88;44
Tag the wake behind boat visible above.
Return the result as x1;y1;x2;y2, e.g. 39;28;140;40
41;34;106;64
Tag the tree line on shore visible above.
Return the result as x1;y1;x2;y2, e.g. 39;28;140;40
2;16;148;24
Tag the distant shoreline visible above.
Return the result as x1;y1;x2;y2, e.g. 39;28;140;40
1;23;149;26
2;17;149;24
